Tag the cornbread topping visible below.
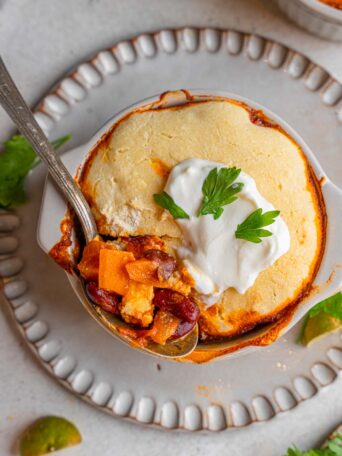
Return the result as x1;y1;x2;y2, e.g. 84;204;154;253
51;95;325;350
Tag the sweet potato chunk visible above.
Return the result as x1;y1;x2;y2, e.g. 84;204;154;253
78;239;115;281
125;259;191;295
125;259;158;284
117;310;180;345
120;281;154;327
148;310;180;345
98;249;135;295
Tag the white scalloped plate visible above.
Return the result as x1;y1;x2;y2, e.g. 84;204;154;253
1;28;341;431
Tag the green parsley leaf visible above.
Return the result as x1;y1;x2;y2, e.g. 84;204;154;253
298;292;342;346
285;434;342;456
0;134;71;208
235;208;280;243
328;441;342;456
285;447;305;456
197;167;244;220
153;191;189;219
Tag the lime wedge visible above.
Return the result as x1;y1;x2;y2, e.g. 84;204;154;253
301;310;341;346
19;416;81;456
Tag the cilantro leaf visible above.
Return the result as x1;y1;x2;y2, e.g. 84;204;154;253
197;167;244;220
328;435;342;456
285;434;342;456
0;134;71;208
153;191;189;219
235;208;280;243
285;448;305;456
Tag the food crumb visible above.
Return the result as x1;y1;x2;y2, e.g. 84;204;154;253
196;385;210;398
276;362;287;370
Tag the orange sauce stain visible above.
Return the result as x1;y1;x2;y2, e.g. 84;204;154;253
319;176;327;186
150;157;171;178
49;208;79;273
196;385;211;399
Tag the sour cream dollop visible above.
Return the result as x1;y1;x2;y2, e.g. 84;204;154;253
164;159;290;306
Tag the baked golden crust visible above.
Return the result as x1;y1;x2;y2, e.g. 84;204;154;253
78;99;325;339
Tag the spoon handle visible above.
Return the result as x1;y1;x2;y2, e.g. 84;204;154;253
0;56;97;243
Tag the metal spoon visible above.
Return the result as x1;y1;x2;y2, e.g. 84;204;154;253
0;56;198;358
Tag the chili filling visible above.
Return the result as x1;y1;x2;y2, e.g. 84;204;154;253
78;235;200;346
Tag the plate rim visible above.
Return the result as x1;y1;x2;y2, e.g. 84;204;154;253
1;26;341;432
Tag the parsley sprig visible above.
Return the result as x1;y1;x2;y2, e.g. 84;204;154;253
0;134;71;208
235;208;280;243
153;191;189;219
285;433;342;456
197;167;244;220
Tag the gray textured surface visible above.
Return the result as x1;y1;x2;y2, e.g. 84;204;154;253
0;0;341;454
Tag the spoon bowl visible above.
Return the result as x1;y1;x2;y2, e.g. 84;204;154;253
69;274;199;359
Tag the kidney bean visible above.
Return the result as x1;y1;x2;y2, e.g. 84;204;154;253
144;249;176;281
86;282;121;315
153;289;200;323
170;320;196;340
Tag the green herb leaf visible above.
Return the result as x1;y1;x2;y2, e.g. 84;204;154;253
153;191;189;219
285;447;305;456
235;208;280;243
284;434;342;456
0;134;71;208
328;441;342;456
298;292;342;346
197;167;244;220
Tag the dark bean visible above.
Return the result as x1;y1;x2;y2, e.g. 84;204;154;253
153;289;200;323
170;320;196;340
144;249;176;281
120;235;164;258
86;282;121;315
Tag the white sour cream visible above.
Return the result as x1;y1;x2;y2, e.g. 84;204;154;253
164;159;290;306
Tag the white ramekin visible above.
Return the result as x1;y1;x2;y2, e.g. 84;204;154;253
38;90;342;362
276;0;342;41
